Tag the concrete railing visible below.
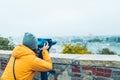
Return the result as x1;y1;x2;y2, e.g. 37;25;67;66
0;50;120;80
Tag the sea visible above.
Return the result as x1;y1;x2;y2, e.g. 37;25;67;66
13;35;120;54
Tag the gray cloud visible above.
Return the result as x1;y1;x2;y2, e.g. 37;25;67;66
0;0;120;37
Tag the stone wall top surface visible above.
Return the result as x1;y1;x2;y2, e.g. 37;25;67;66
51;54;120;61
0;50;120;61
0;50;12;54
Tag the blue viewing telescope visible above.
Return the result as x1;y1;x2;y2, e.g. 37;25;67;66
38;38;57;51
37;38;57;80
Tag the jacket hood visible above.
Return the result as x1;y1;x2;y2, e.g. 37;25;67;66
12;44;35;59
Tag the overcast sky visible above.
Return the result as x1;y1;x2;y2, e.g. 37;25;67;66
0;0;120;37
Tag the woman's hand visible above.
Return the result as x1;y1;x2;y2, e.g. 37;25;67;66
41;41;49;50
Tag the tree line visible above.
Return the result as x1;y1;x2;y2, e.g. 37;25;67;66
0;36;15;50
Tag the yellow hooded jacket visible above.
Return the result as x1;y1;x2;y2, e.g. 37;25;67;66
1;44;52;80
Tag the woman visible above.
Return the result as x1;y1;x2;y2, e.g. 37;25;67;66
1;32;52;80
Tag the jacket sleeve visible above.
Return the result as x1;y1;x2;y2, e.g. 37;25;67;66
31;50;52;71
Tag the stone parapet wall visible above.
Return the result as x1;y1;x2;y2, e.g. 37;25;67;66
0;51;120;80
51;54;120;80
